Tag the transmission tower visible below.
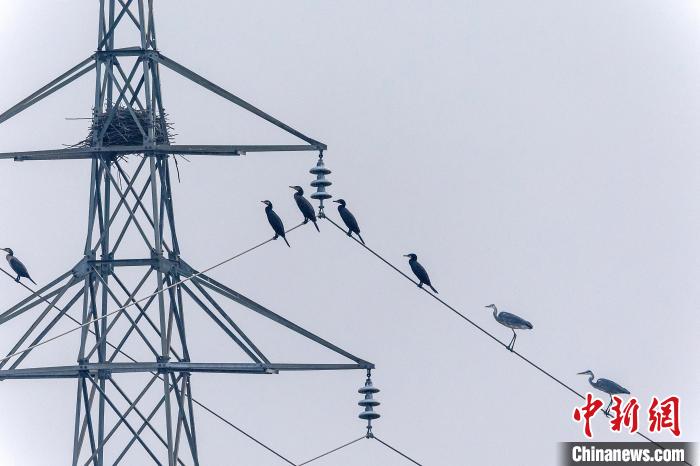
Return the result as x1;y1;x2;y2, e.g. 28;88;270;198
0;2;373;465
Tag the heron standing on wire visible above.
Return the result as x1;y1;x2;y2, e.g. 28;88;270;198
578;370;630;415
2;248;36;285
290;185;319;232
333;199;364;244
261;200;290;247
404;253;438;293
485;304;533;351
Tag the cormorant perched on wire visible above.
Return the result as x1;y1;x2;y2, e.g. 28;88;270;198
2;248;36;285
333;199;364;244
261;200;290;247
485;304;533;351
403;253;437;293
290;186;319;232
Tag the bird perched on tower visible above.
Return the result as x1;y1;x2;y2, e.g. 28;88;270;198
261;200;290;247
404;253;438;293
2;248;36;285
485;304;533;351
333;199;364;244
289;185;319;232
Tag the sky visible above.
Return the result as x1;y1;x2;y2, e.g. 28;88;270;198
0;1;699;465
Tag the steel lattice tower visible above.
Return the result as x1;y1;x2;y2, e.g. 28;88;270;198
0;2;373;465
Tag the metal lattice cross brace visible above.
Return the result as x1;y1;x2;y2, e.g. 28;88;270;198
0;2;371;465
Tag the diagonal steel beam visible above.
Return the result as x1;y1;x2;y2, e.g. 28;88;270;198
191;279;269;364
8;287;85;370
186;271;371;366
180;284;262;364
0;56;95;125
81;374;160;466
154;54;326;150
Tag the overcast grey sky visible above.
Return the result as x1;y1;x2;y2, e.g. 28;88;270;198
0;1;699;465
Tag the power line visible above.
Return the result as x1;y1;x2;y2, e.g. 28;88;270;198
0;221;306;365
191;398;297;465
297;435;365;465
373;436;423;466
3;216;431;466
322;215;685;460
0;223;308;465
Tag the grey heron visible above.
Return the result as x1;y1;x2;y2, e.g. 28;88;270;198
486;304;533;351
261;200;290;247
2;248;37;285
290;186;319;232
404;253;438;293
578;370;630;415
333;199;364;244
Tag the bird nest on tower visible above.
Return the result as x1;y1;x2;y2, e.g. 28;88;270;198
73;106;173;157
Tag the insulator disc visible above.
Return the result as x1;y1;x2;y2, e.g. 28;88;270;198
358;399;380;407
358;386;380;394
311;179;332;188
359;411;381;420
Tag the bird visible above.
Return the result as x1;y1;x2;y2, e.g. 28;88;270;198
578;370;630;415
333;199;364;244
261;200;290;247
289;185;319;232
485;304;533;351
403;253;438;293
2;248;36;285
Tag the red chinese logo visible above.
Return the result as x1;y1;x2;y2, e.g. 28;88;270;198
572;394;681;438
610;396;639;433
573;393;603;438
648;395;681;437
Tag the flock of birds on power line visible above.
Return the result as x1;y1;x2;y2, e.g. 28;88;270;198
259;183;632;406
1;179;632;416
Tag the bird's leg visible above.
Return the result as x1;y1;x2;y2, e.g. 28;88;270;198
347;230;352;237
417;282;424;289
15;275;19;283
509;330;517;352
273;234;279;240
303;218;308;224
604;395;613;416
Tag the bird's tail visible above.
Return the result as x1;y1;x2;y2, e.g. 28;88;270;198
28;276;37;285
357;233;365;245
313;220;320;232
283;236;291;247
429;284;438;294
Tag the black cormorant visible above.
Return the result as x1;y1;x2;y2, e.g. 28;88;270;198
403;253;437;293
290;186;319;232
261;200;290;247
2;248;37;285
333;199;364;244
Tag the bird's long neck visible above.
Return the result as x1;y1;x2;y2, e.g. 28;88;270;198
492;307;498;320
265;205;273;213
588;373;595;385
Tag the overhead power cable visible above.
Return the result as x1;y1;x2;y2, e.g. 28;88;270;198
0;223;307;465
0;221;306;365
296;435;424;466
322;215;686;461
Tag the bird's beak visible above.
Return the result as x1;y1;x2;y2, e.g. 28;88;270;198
289;186;294;189
260;201;266;204
332;200;339;203
403;254;410;257
577;371;587;375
